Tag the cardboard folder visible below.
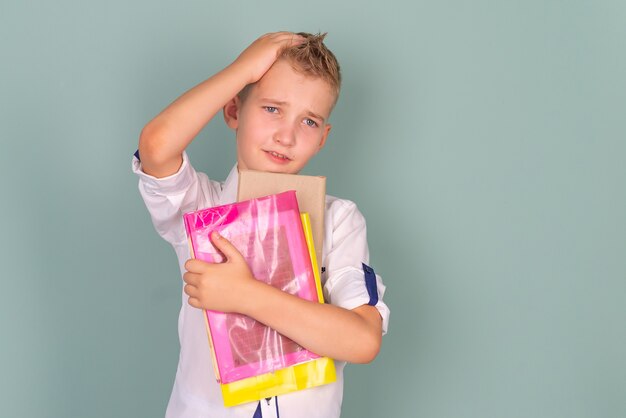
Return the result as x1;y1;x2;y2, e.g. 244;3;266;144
237;170;326;267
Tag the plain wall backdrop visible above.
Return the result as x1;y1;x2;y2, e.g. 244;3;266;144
1;1;625;417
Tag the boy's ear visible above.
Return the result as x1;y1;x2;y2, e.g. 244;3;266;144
318;124;332;150
223;96;241;130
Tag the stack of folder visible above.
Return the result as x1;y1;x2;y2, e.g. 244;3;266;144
183;171;335;406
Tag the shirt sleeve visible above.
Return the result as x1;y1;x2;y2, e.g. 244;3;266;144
322;199;390;335
131;151;219;247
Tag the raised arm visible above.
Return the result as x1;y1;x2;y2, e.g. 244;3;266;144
138;32;304;178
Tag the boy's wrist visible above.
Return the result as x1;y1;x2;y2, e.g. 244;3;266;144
238;279;278;318
225;60;254;87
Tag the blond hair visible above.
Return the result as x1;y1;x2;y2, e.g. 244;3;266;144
279;32;341;98
239;32;342;105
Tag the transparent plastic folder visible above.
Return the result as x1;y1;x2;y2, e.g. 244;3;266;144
220;214;335;406
183;191;335;398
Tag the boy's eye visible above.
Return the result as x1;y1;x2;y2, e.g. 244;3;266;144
264;106;278;113
304;118;318;128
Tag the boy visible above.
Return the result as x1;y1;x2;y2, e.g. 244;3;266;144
133;32;390;417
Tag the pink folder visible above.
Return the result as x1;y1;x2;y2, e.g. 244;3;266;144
183;191;321;384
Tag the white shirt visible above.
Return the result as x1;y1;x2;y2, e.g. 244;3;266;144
133;152;390;418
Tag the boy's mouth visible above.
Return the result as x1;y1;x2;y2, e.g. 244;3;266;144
265;150;291;162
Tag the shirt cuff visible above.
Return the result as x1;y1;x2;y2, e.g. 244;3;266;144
132;151;195;196
323;266;390;335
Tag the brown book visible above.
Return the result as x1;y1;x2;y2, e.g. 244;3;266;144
237;170;326;266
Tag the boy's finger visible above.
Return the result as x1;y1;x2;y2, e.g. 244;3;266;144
210;232;243;263
183;271;201;285
269;31;303;45
184;258;210;273
187;297;201;309
283;33;304;45
183;284;198;298
270;31;297;39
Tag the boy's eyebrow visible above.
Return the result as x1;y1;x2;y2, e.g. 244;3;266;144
261;98;288;107
260;98;327;123
305;110;326;123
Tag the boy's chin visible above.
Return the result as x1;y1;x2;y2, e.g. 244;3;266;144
238;161;300;175
262;166;299;175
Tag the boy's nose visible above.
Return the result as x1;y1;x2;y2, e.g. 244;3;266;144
273;125;296;146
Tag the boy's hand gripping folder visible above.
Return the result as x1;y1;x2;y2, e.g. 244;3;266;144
183;191;335;406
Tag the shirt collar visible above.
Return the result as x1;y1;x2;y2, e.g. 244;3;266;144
219;164;239;205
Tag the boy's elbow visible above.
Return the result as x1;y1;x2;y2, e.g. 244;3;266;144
138;124;181;177
139;124;166;163
351;330;382;364
348;305;383;364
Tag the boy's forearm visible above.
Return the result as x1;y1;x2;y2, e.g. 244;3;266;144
138;63;248;178
183;232;382;363
242;281;383;364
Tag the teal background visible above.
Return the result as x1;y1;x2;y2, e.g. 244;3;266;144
1;1;625;417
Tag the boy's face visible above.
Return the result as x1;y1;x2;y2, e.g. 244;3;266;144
224;60;335;174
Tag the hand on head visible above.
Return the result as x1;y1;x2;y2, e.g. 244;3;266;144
233;32;306;85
